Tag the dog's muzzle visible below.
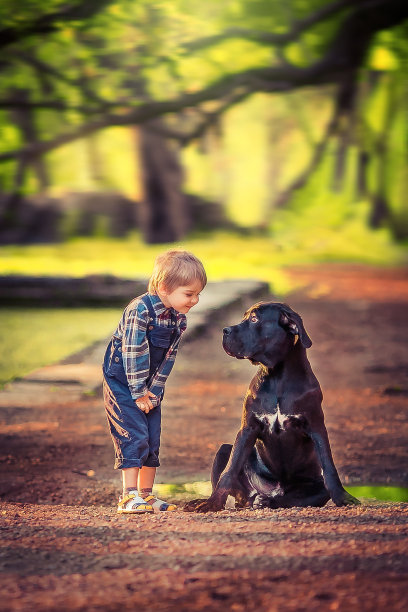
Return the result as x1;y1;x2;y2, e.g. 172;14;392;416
223;327;234;356
223;326;246;359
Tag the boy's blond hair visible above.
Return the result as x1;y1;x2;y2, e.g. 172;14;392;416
148;249;207;294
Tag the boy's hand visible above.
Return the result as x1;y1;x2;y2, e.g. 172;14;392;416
135;391;157;413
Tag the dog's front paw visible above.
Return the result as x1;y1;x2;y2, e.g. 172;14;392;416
183;498;207;512
183;496;225;513
252;494;270;509
333;490;361;507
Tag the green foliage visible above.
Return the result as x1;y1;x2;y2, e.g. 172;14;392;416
3;0;402;143
360;55;407;231
0;0;407;240
47;127;137;196
0;0;68;26
183;91;332;226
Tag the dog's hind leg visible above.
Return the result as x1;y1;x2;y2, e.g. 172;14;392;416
211;444;232;490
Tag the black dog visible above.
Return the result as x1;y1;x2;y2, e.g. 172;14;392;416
184;302;359;512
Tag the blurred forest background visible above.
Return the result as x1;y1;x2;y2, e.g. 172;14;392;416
0;0;407;382
0;0;407;249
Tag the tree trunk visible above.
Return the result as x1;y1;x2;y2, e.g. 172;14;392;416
331;74;357;192
332;125;350;192
86;133;104;184
368;75;398;228
369;193;390;228
9;88;49;191
356;150;369;198
137;121;191;243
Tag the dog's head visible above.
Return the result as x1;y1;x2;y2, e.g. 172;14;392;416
222;302;312;368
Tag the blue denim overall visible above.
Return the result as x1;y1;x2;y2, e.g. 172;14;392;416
103;295;178;469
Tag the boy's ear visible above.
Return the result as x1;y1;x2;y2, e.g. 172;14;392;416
157;282;168;295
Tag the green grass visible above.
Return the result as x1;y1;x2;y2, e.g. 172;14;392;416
155;481;213;502
0;227;406;385
0;308;118;387
0;226;405;292
155;482;408;503
347;486;408;503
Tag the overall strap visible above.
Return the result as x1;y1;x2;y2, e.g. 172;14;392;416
141;294;157;322
141;294;178;327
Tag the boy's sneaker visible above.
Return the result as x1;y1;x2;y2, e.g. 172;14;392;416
117;491;154;514
142;494;177;513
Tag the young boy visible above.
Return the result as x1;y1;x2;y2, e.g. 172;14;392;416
103;249;207;514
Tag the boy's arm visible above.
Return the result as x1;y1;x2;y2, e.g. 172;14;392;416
122;303;151;401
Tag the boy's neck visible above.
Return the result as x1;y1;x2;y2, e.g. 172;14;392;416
156;290;171;309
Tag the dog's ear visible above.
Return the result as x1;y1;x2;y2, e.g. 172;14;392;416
280;306;312;349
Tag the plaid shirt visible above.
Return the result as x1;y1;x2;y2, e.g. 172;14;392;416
112;293;187;404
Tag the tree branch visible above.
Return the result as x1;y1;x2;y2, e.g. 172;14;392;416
0;0;115;49
13;51;116;109
0;67;312;163
1;0;406;163
0;98;99;114
145;90;252;146
183;0;358;52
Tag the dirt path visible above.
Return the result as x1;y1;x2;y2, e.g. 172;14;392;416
1;264;408;611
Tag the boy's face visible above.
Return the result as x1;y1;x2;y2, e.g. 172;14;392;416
159;279;203;314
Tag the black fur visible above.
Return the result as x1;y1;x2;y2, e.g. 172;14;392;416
184;302;359;512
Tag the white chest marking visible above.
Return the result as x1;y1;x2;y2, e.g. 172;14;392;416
258;403;286;433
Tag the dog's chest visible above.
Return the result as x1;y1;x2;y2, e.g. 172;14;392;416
257;404;285;435
250;374;304;436
255;377;281;420
255;399;306;440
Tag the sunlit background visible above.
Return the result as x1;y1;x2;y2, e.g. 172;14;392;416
0;0;407;382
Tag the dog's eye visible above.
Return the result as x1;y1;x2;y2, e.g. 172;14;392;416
250;313;258;323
